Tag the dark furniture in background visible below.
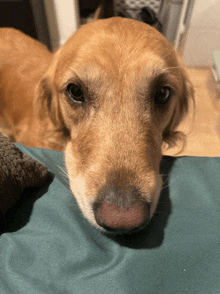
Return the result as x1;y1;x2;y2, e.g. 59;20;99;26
0;0;51;49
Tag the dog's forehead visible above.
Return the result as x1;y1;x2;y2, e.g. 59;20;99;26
66;17;172;53
57;17;176;71
54;17;181;92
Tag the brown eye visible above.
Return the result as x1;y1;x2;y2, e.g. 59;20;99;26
155;87;172;105
66;84;85;103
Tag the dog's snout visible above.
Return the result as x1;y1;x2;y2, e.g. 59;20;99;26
94;185;150;234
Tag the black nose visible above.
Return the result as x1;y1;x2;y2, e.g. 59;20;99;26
93;184;150;234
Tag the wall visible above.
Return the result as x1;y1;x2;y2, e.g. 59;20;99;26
44;0;80;50
182;0;220;66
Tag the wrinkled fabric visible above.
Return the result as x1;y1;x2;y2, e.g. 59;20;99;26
0;144;220;294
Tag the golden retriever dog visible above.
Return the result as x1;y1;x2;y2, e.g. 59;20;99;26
0;17;193;234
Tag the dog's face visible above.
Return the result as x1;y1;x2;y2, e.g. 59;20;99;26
40;17;193;234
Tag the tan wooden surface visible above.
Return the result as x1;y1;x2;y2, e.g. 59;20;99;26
163;67;220;157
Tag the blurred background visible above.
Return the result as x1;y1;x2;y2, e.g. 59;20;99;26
0;0;219;67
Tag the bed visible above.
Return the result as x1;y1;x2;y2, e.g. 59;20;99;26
0;131;220;293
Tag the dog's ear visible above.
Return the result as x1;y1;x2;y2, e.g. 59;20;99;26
37;76;60;126
35;51;70;141
162;59;195;146
36;47;63;125
36;74;70;150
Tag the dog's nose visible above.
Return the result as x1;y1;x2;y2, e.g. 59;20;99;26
94;202;150;234
94;186;150;234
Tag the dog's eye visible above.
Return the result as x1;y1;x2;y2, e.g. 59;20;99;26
66;84;85;103
155;87;172;105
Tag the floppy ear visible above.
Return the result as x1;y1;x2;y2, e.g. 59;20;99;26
37;76;61;127
162;59;195;146
35;53;70;145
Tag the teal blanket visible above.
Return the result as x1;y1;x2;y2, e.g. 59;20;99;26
0;144;220;294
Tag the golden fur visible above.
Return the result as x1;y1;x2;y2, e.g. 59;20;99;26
0;17;193;233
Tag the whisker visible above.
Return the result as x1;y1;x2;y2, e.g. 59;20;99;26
159;173;170;186
162;33;189;60
162;179;170;187
58;165;69;177
161;66;181;73
57;166;77;197
154;66;181;77
163;46;176;60
62;177;70;185
57;165;71;185
162;183;170;190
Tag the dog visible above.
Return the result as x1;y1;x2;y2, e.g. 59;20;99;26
0;17;193;234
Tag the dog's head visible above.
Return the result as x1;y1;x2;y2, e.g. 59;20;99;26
39;17;193;234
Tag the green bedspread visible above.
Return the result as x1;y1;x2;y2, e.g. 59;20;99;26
0;144;220;294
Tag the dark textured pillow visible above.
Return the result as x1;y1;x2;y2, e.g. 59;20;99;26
0;132;48;216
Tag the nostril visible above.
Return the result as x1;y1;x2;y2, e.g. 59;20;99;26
94;202;150;233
